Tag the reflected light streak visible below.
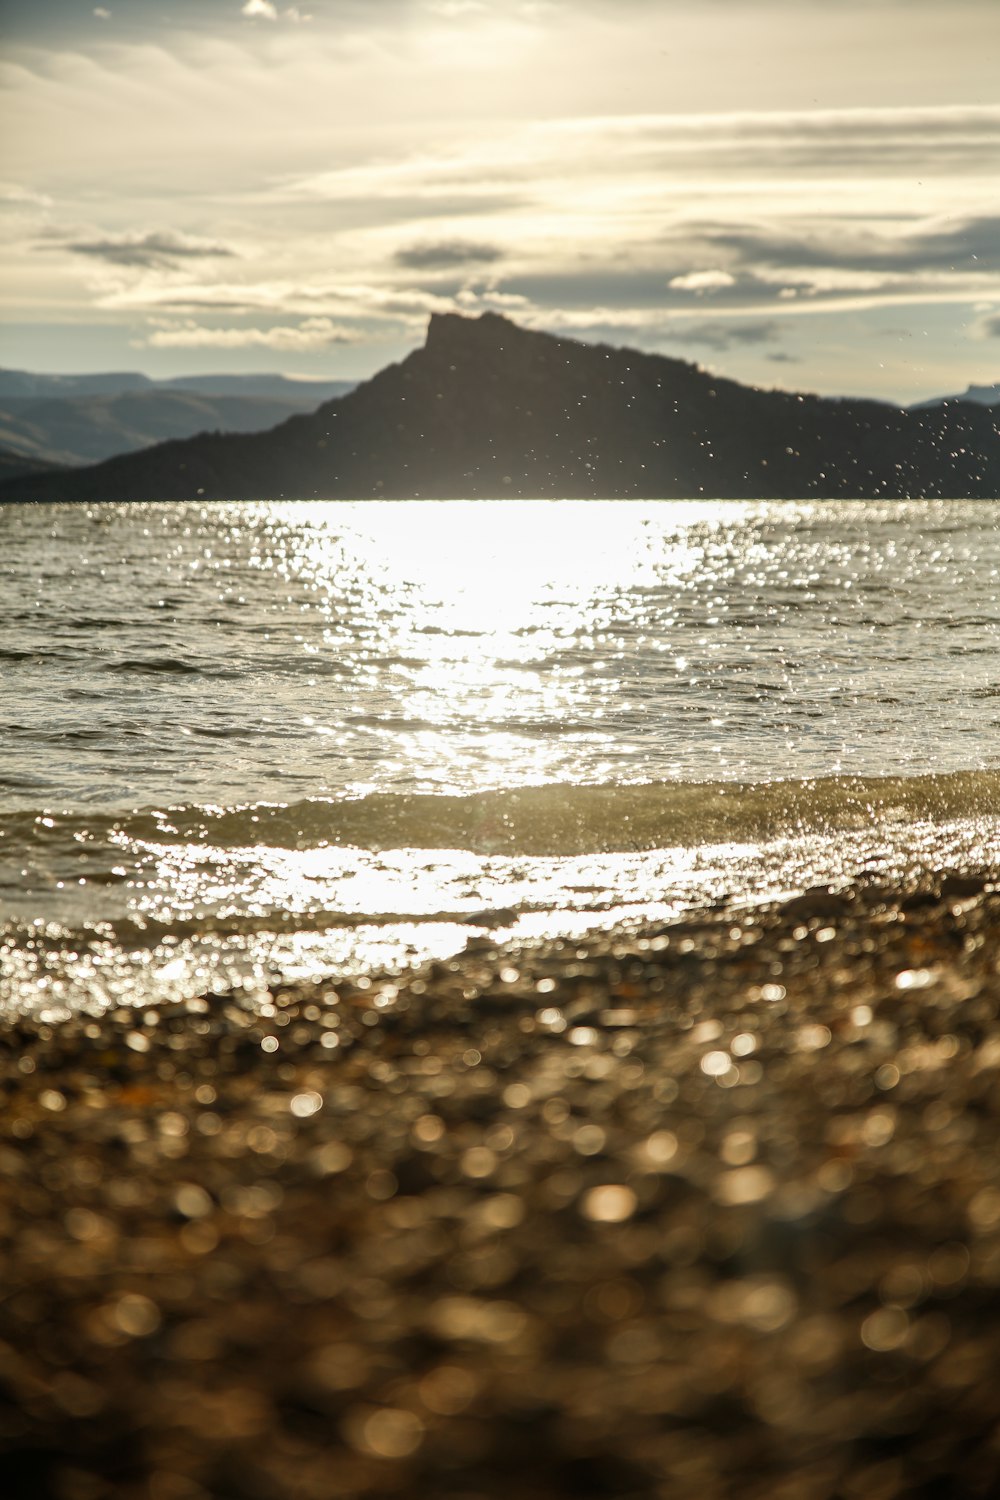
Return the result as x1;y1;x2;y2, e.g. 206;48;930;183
259;500;729;793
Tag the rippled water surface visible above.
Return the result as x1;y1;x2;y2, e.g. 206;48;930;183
2;499;999;1012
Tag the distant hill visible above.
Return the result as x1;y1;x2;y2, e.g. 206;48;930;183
0;370;154;400
0;367;354;403
0;388;355;469
0;445;65;483
911;382;1000;410
0;369;356;468
160;374;356;402
1;313;997;502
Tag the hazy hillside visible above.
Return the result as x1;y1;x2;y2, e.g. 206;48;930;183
0;370;153;400
2;313;997;502
0;390;354;469
911;383;1000;410
160;375;356;402
0;370;356;467
0;368;355;403
0;445;65;484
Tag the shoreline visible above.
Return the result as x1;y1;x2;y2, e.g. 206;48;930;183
3;869;1000;1498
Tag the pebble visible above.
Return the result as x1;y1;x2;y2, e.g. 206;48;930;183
2;868;1000;1498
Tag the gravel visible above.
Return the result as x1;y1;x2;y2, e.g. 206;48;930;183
3;869;1000;1499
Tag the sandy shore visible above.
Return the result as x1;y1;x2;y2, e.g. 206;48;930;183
3;870;1000;1499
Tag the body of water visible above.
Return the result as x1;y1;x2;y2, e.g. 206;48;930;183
2;498;999;1014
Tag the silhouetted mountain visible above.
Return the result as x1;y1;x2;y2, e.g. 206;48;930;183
2;313;997;502
911;382;1000;410
0;388;356;469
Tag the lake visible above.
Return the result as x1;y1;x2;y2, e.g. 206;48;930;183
2;498;999;1015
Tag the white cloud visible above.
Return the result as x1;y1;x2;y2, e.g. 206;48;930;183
668;270;736;294
286;104;1000;208
0;182;53;208
241;1;278;19
145;316;358;349
93;7;112;19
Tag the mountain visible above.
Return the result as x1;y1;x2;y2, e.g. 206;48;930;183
911;382;1000;410
159;375;356;402
0;371;357;469
0;388;356;469
0;445;65;483
0;368;354;404
0;370;154;399
1;313;997;502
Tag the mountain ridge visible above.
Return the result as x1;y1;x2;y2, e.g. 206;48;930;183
0;368;355;403
1;312;997;502
0;388;356;469
0;444;65;484
911;382;1000;411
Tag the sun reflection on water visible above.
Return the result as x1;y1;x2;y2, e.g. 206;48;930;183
256;499;727;794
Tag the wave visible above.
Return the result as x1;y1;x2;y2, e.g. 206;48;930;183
4;769;999;860
103;656;205;675
3;904;480;951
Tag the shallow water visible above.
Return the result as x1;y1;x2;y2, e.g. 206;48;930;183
2;499;999;1012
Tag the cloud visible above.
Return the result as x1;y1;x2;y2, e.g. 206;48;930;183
277;106;1000;332
100;276;456;322
427;2;490;16
706;214;1000;278
240;1;313;20
662;318;783;351
668;269;736;294
144;316;358;349
394;239;504;269
0;182;53;208
288;105;1000;210
57;230;238;269
93;7;111;18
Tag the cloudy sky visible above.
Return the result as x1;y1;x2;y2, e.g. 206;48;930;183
1;0;998;399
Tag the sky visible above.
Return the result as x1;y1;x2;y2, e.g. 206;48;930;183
1;0;998;401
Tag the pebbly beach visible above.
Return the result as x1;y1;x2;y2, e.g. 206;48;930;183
5;7;1000;1499
3;870;1000;1500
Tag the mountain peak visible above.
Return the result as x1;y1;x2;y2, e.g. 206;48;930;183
425;310;519;352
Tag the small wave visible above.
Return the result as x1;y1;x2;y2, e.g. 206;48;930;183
0;774;50;792
0;906;448;952
3;770;998;860
0;646;75;664
104;657;203;675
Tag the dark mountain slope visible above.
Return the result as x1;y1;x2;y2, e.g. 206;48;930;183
1;312;997;502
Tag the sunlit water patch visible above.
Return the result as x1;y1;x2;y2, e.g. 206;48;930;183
2;499;999;1014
